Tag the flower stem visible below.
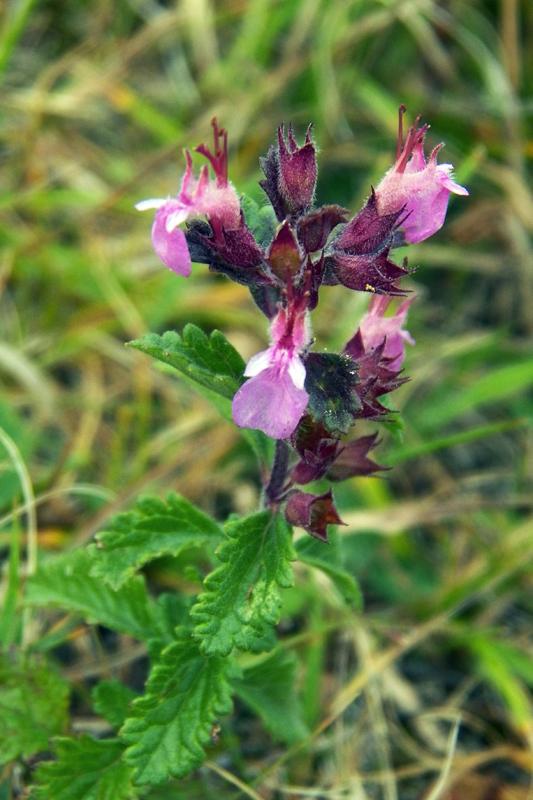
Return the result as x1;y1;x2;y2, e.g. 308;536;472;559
265;439;290;505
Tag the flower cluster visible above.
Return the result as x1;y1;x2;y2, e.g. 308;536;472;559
137;111;467;540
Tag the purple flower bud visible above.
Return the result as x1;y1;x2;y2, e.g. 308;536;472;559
359;295;415;371
136;123;241;276
232;306;310;439
277;124;317;215
284;489;344;542
259;124;317;220
375;107;468;244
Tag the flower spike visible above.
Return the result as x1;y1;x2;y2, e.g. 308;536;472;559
134;116;469;550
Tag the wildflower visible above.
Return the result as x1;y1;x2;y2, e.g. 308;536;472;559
375;106;468;244
232;305;310;439
359;294;415;371
136;122;241;277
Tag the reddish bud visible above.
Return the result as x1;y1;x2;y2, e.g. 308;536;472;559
284;489;345;543
259;124;318;220
267;221;302;280
297;205;349;254
330;250;411;294
291;415;339;484
278;124;317;215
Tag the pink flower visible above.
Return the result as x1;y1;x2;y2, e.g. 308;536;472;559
136;123;241;277
375;108;468;244
359;294;415;370
232;306;310;439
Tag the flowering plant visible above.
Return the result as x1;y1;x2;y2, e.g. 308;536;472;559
136;111;466;540
27;111;467;795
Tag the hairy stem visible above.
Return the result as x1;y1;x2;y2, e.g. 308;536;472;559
265;439;290;504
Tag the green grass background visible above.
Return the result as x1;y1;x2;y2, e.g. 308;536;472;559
2;0;533;797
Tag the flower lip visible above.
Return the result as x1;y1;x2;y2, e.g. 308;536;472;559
134;198;168;211
232;361;309;440
231;305;311;439
150;207;192;277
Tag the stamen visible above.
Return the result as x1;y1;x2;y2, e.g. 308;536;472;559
195;117;229;187
396;105;406;162
211;118;229;185
212;118;219;156
396;112;427;174
415;123;430;144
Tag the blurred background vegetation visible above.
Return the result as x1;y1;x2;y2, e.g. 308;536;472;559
2;0;533;797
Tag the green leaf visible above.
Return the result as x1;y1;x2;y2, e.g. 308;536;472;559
0;652;69;762
241;194;276;247
34;736;133;800
232;649;308;744
129;328;272;465
89;493;225;590
296;528;362;608
191;512;296;656
121;632;236;786
128;325;245;401
304;353;360;434
26;550;157;641
151;593;193;651
92;680;139;729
